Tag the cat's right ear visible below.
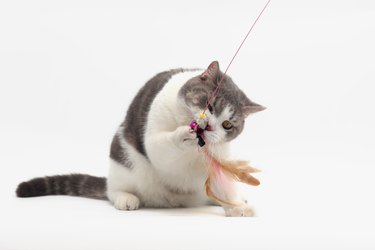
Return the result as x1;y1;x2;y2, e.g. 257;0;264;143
200;61;220;81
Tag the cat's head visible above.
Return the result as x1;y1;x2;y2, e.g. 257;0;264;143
179;61;265;144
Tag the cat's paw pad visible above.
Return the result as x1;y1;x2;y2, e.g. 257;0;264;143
176;126;198;147
114;193;140;211
224;205;256;217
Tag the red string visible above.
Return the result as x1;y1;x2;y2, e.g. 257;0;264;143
203;0;271;114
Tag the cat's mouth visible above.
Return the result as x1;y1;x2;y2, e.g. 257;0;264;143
201;124;217;141
205;124;214;132
201;125;222;144
195;124;212;141
191;120;216;146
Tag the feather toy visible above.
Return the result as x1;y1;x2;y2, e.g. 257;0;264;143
189;0;270;206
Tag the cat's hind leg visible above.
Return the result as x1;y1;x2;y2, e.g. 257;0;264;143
107;159;141;211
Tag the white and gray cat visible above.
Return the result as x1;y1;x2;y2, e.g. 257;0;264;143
16;61;265;217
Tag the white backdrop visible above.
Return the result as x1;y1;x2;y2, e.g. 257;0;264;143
1;0;374;249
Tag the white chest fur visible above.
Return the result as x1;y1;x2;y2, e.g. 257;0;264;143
145;70;208;190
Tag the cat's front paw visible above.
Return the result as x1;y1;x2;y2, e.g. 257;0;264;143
113;193;140;211
224;205;256;217
174;126;199;148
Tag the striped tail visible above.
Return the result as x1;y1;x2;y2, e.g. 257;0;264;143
16;174;107;200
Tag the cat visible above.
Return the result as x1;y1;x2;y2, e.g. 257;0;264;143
16;61;265;217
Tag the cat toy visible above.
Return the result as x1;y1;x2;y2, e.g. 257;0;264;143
190;0;271;206
190;113;208;147
204;153;261;206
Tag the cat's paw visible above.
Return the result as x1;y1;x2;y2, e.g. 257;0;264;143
175;126;199;148
224;205;256;217
113;193;140;211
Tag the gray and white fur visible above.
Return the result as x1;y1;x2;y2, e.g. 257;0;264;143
16;61;265;217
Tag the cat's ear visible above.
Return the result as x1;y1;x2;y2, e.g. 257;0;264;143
200;61;220;81
243;101;266;117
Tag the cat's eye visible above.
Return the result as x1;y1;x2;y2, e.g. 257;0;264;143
222;120;233;130
207;103;214;114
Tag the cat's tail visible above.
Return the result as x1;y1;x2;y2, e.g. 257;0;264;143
16;174;107;200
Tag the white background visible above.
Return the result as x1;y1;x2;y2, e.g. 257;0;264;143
1;0;374;249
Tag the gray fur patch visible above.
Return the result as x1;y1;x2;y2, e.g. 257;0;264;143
179;75;214;109
109;134;124;164
109;133;132;168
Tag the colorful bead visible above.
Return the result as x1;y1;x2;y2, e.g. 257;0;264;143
190;121;198;129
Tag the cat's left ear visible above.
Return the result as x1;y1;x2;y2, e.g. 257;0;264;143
243;101;266;117
200;61;220;81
